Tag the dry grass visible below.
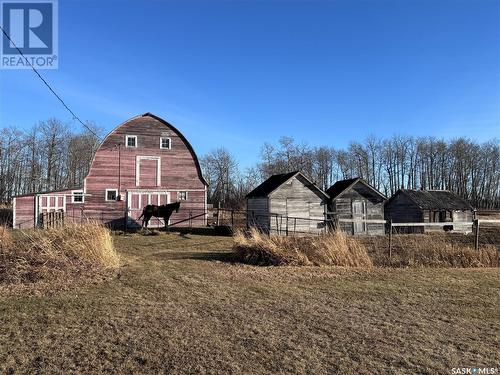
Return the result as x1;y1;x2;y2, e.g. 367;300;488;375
234;228;373;267
361;233;499;268
0;232;498;374
0;225;13;251
234;228;499;268
0;222;119;284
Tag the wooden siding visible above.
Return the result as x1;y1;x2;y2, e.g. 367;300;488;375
79;114;206;227
13;114;207;228
384;191;473;233
329;181;385;235
13;195;35;229
269;175;326;234
384;192;423;233
247;198;269;231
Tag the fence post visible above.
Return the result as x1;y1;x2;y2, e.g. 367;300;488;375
216;205;220;226
474;219;479;251
286;216;289;236
388;219;393;262
231;210;234;229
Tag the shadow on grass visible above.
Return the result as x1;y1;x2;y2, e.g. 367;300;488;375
151;250;238;263
124;227;235;237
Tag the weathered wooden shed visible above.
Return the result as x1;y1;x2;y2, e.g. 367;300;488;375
246;171;329;235
13;113;207;229
326;178;387;235
384;189;474;233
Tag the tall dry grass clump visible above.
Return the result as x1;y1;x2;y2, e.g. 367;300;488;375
360;234;499;268
0;222;119;284
234;228;372;267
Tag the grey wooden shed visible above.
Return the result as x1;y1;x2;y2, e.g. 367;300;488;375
384;189;474;233
326;178;387;235
246;171;329;235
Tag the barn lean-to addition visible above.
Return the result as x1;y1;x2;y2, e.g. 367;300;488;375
326;177;387;235
13;113;207;229
246;171;329;235
384;189;475;233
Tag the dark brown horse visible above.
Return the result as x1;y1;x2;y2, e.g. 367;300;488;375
138;202;181;229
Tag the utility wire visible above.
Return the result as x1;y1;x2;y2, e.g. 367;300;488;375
0;25;100;139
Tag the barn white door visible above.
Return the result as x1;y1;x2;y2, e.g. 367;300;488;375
127;191;170;227
136;156;161;187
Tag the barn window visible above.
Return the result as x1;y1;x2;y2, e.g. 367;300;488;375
126;135;137;148
72;190;84;203
160;137;171;149
177;191;188;201
105;189;118;201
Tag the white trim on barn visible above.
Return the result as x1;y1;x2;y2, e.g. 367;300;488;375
125;135;137;148
177;191;188;201
160;137;171;149
126;190;171;227
12;197;16;228
105;189;119;201
71;190;84;203
35;195;39;227
135;156;161;187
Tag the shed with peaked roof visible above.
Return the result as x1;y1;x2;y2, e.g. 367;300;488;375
384;189;474;233
246;171;329;235
326;177;387;235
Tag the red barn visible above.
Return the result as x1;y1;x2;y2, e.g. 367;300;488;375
13;113;207;229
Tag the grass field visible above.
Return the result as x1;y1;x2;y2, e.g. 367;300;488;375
1;232;499;374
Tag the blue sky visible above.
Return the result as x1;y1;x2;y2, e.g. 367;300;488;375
1;0;499;168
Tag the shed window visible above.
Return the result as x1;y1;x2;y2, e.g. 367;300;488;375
126;135;137;148
72;190;84;203
105;189;118;201
177;191;188;201
160;137;171;149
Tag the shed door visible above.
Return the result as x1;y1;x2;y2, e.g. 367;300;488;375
286;199;311;233
352;200;366;234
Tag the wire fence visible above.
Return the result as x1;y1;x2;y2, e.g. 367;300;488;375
7;205;500;253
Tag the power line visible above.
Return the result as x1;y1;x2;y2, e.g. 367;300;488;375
0;25;100;139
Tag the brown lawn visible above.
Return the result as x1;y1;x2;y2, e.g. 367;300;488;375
0;232;499;374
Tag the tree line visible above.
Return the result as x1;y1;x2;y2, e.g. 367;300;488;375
202;136;500;209
0;119;100;202
1;119;498;209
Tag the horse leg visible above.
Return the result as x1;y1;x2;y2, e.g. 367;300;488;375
144;214;151;229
